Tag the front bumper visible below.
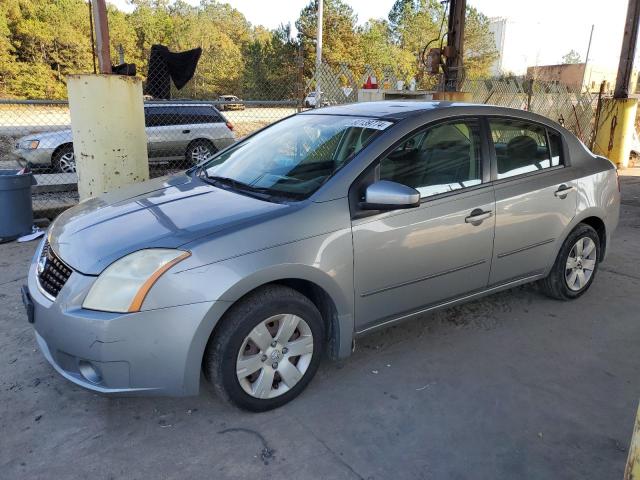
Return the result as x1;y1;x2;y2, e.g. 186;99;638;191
13;147;54;166
26;246;229;396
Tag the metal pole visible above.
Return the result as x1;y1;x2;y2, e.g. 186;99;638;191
88;1;97;74
314;0;323;107
444;0;466;92
580;24;594;93
91;0;112;74
614;0;640;99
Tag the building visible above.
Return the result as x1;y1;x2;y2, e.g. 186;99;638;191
488;17;507;76
526;63;638;93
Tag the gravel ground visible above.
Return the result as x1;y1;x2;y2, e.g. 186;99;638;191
1;172;639;479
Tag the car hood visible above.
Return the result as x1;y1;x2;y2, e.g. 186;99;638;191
49;173;289;275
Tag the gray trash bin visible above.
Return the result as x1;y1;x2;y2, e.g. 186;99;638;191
0;169;36;243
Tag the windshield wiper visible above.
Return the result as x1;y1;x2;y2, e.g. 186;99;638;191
201;172;304;201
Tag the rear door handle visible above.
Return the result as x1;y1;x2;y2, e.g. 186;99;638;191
554;185;576;198
465;209;493;224
182;129;191;134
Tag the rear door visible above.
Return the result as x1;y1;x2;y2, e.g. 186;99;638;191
351;118;496;331
487;117;577;285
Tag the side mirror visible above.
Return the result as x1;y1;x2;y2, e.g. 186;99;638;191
361;180;421;210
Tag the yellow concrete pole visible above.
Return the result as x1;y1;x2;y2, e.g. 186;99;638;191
67;74;149;201
624;402;640;479
592;98;638;169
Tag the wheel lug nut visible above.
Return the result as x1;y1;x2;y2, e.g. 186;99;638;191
282;347;288;354
261;355;267;362
272;362;278;369
270;341;277;347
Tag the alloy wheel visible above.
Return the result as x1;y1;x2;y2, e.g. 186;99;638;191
190;144;215;164
58;151;76;173
236;314;314;399
565;237;597;291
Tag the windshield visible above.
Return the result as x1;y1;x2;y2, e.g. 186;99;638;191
201;114;390;199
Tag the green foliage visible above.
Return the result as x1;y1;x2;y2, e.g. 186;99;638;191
0;0;498;99
296;0;362;75
561;49;582;65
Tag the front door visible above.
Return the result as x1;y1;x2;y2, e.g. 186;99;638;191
486;118;577;285
351;119;496;332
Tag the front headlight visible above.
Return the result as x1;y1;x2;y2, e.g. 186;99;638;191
19;139;39;149
83;249;191;313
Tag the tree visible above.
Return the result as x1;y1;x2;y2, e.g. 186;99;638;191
561;49;582;65
296;0;362;75
358;19;414;82
387;0;497;82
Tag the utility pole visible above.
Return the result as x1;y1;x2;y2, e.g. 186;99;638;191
614;0;640;98
315;0;323;107
90;0;112;74
88;0;97;74
444;0;466;92
580;24;594;93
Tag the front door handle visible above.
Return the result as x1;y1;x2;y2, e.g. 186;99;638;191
465;208;493;225
182;129;191;134
554;184;576;198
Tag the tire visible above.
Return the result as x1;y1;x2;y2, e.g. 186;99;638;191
52;144;76;173
204;285;325;411
540;223;600;300
185;139;217;166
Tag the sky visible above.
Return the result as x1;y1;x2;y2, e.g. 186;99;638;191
108;0;633;75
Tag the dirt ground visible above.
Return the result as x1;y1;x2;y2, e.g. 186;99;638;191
1;173;640;479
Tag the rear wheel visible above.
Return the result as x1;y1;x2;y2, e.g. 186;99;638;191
186;139;217;166
52;144;76;173
540;224;600;300
204;285;325;411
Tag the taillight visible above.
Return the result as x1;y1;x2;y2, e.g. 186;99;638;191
226;121;234;131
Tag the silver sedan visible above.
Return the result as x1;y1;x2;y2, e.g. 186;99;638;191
24;102;620;411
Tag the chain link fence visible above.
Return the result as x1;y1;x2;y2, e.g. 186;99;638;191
1;97;300;217
1;58;606;218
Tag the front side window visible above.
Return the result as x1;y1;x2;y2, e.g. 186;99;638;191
379;120;482;198
201;114;388;199
489;119;562;179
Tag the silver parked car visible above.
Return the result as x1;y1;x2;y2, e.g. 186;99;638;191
14;103;235;172
23;102;620;411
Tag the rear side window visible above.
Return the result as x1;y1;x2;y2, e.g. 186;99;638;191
489;119;562;179
548;130;564;166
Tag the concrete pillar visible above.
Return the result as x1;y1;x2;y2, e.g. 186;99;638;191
624;401;640;479
67;74;149;201
592;98;638;169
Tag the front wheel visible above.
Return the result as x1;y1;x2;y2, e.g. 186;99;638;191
52;144;76;173
540;224;600;300
204;285;325;411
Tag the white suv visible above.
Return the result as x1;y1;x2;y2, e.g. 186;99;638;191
14;103;236;173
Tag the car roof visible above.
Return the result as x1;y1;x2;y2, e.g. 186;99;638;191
144;103;216;108
300;101;551;122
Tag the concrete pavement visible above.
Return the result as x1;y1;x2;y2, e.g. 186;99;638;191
1;173;640;479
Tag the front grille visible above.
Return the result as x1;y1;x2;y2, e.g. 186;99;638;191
37;240;73;299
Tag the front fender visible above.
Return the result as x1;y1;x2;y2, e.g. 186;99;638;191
143;226;356;363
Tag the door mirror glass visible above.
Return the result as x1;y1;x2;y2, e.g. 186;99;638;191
362;180;420;210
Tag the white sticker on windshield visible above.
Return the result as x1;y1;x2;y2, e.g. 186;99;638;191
347;118;393;130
